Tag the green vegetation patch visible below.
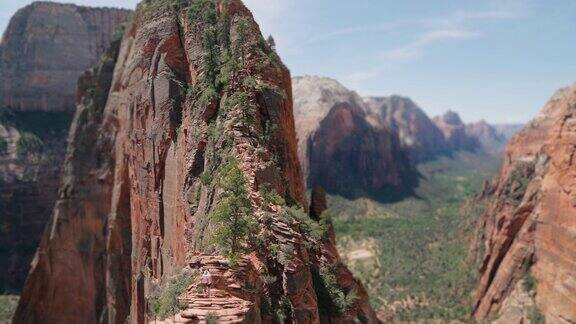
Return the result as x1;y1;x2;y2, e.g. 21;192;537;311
312;265;358;315
210;156;258;262
17;132;43;155
332;151;501;322
0;295;19;323
504;161;536;204
149;270;198;320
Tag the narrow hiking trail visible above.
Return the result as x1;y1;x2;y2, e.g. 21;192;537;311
150;255;258;324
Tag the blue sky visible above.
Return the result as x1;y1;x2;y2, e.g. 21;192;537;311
2;0;575;123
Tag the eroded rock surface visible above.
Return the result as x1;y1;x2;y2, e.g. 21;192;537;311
14;1;378;323
473;84;576;323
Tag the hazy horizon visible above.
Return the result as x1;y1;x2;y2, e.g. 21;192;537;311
2;0;575;124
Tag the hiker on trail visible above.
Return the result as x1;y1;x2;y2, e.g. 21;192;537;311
201;269;212;297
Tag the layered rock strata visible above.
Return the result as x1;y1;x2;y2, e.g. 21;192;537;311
473;84;576;323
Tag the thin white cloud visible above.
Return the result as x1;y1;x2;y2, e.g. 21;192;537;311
309;6;523;46
381;29;480;62
339;3;528;88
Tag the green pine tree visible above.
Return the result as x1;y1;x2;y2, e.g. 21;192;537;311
211;157;256;260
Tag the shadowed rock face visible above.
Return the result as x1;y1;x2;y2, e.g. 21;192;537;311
293;76;417;202
0;2;130;294
308;102;415;201
473;84;576;323
14;1;378;323
0;1;131;112
364;96;450;162
292;75;367;178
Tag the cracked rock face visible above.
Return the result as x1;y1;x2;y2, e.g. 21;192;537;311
473;84;576;323
14;1;378;323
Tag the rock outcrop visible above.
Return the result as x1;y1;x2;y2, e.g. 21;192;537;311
0;1;131;112
15;1;378;323
0;2;130;293
293;76;416;201
433;110;480;152
473;84;576;323
364;96;450;162
465;120;507;154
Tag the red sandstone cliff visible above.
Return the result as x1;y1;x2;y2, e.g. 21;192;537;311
0;2;130;294
292;76;416;201
473;84;576;323
14;1;378;323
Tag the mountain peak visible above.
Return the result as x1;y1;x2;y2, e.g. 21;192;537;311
438;110;464;125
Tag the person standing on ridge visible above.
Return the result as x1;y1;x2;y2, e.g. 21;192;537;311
201;269;212;297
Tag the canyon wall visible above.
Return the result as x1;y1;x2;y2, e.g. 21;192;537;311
0;1;131;112
364;96;450;162
433;110;481;152
473;84;576;323
293;76;416;201
0;2;130;293
14;1;378;323
465;120;507;154
292;76;511;201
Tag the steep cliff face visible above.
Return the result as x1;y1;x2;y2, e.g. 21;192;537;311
433;110;480;152
15;1;378;323
292;76;366;178
0;1;131;112
465;120;507;154
473;84;576;323
0;2;130;294
364;96;450;162
293;76;416;201
307;102;415;201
